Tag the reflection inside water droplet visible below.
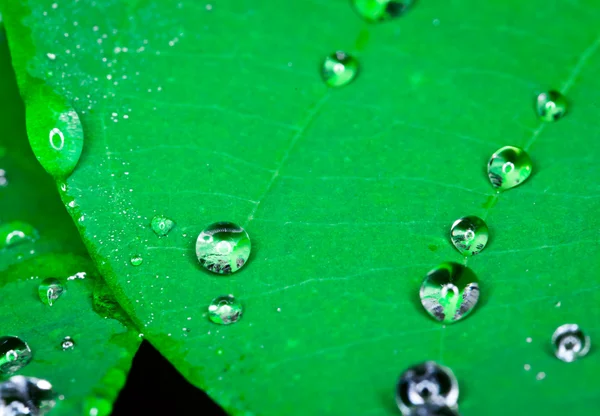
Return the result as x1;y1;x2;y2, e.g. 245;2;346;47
450;216;488;256
552;324;590;363
0;375;56;415
487;146;532;191
0;337;32;375
536;90;567;122
61;337;75;351
321;51;359;88
196;222;251;274
208;295;243;325
38;278;65;306
150;215;175;236
352;0;414;21
0;221;39;250
130;255;143;266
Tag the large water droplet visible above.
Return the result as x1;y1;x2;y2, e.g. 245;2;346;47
37;278;65;306
321;51;359;88
0;222;39;250
536;90;567;122
130;255;143;266
487;146;532;191
61;337;75;351
25;89;83;178
150;215;175;236
552;324;590;363
420;262;479;323
0;376;56;415
352;0;414;21
396;361;459;415
0;337;32;375
450;216;488;256
208;295;243;325
406;404;460;416
196;222;251;274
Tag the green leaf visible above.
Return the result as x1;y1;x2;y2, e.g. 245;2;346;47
0;30;140;415
3;1;600;415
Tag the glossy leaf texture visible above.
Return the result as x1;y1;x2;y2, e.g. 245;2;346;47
0;30;140;415
2;1;600;415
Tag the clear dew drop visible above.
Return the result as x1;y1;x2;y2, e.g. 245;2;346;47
0;337;33;376
420;262;479;323
396;361;459;415
487;146;532;191
25;88;84;178
37;278;65;306
536;90;567;122
551;324;591;363
150;215;175;236
450;216;488;256
61;337;75;351
130;255;143;266
196;222;251;274
0;376;56;416
406;404;460;416
352;0;414;21
208;295;243;325
0;221;39;250
321;51;359;88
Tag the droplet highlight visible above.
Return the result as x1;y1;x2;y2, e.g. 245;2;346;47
420;262;479;323
38;278;65;306
450;216;488;256
208;295;243;325
396;361;459;415
552;324;591;363
0;337;32;376
130;255;143;266
150;215;175;236
0;376;56;415
536;90;567;122
61;337;75;351
321;51;359;88
0;221;39;250
406;404;460;416
352;0;414;22
487;146;532;191
196;222;251;274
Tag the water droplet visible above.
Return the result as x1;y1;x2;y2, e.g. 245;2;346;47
84;396;113;416
321;51;359;88
420;262;479;323
196;222;251;274
38;278;65;306
0;376;56;415
0;337;32;375
396;361;459;414
450;216;488;256
0;221;39;250
0;169;7;187
352;0;414;21
25;89;84;178
208;295;243;325
551;324;591;363
406;404;460;416
536;90;567;122
130;255;143;266
59;336;75;351
150;215;175;236
487;146;532;190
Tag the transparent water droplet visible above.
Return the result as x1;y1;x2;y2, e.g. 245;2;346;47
208;295;243;325
196;222;251;274
396;361;459;414
420;262;479;323
37;278;65;306
0;169;7;187
551;324;591;363
130;255;143;266
450;216;488;256
406;404;460;416
0;221;39;250
25;89;84;178
0;337;32;375
61;337;75;351
536;90;567;122
0;376;56;415
150;215;175;236
352;0;414;21
321;51;359;88
487;146;532;190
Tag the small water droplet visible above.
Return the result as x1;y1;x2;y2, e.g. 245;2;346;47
25;89;84;178
208;295;243;325
352;0;414;22
38;278;65;306
0;376;56;415
536;90;567;122
450;216;488;256
84;396;113;416
551;324;591;363
420;262;479;323
396;361;459;414
321;51;359;88
536;371;546;380
487;146;532;190
0;337;32;375
130;255;143;266
196;222;251;274
405;404;460;416
150;215;175;236
0;169;7;187
61;337;75;351
0;221;39;250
